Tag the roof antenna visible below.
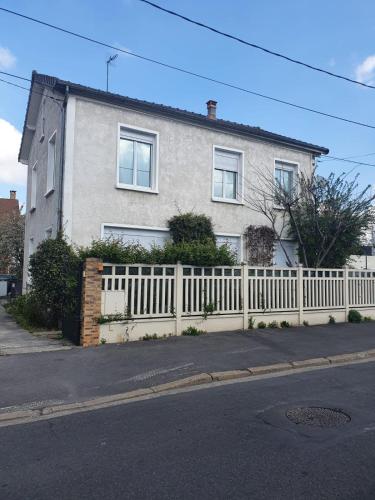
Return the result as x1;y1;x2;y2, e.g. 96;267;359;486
106;54;118;92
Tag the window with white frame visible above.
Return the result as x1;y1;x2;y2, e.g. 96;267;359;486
274;161;297;196
46;132;56;195
30;162;37;211
213;148;241;202
118;127;157;190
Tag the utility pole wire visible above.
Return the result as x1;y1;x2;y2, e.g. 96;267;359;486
0;8;375;130
137;0;375;91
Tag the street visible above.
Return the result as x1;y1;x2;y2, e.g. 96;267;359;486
1;361;375;499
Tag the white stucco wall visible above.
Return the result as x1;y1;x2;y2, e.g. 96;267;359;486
66;97;314;259
22;88;64;289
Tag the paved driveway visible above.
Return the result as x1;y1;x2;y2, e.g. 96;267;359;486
0;304;72;355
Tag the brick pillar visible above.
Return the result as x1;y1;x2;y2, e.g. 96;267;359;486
80;258;103;347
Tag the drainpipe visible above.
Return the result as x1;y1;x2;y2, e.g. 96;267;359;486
57;85;69;233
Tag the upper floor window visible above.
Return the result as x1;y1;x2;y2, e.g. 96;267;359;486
118;126;158;192
30;161;37;211
46;131;56;195
213;147;242;203
274;160;297;196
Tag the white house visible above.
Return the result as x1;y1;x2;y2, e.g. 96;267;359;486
19;72;329;289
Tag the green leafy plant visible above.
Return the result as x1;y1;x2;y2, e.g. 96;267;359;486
100;338;107;344
182;326;206;336
268;321;279;329
257;321;267;329
168;212;215;244
280;320;290;328
142;333;159;341
203;302;216;320
4;294;46;331
97;311;132;324
303;320;309;326
248;316;255;329
328;315;336;324
29;235;80;328
363;316;373;322
348;309;362;323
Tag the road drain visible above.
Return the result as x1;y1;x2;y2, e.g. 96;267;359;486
286;407;351;427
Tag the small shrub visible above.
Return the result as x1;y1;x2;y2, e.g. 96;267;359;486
303;320;309;326
203;302;216;319
257;321;267;329
143;333;159;341
248;316;255;329
168;212;215;244
268;321;279;329
4;293;46;331
363;316;373;322
100;338;107;345
182;326;206;336
328;315;336;324
97;312;132;324
280;321;290;328
348;309;362;323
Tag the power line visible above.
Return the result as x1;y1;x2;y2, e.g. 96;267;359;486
0;7;375;131
320;152;375;163
320;155;375;167
137;0;375;91
0;70;30;81
0;77;64;103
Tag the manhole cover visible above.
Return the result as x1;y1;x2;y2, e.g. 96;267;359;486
286;407;350;427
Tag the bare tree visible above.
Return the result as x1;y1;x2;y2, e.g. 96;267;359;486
241;166;375;268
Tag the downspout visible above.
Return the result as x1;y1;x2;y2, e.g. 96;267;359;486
57;85;69;233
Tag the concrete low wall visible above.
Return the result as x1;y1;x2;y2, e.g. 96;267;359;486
99;307;375;343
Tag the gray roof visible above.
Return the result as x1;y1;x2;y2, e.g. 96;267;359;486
19;71;329;162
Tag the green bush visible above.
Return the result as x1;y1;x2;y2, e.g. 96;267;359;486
29;236;80;327
363;316;373;322
348;309;362;323
168;212;215;244
4;293;46;331
79;238;236;267
257;321;267;329
143;333;159;341
248;316;255;329
268;321;279;329
303;320;309;326
280;321;290;328
182;326;206;336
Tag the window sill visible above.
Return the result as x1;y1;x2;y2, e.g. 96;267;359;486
212;197;242;206
116;183;159;194
44;188;55;198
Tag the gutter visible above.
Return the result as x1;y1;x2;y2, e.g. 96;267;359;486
57;85;69;233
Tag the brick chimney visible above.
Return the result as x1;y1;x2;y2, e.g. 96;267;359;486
206;100;217;120
9;190;16;200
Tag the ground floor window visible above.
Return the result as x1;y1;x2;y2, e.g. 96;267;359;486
274;240;298;267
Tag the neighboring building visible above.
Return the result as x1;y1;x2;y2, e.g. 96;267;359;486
0;191;19;295
19;72;329;289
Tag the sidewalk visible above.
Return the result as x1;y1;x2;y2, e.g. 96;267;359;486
0;304;72;355
0;320;375;411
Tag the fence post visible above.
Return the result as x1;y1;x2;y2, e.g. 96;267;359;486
298;264;304;325
344;266;349;320
175;261;183;335
80;258;103;347
242;263;249;330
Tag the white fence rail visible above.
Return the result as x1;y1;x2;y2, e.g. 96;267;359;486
101;263;375;320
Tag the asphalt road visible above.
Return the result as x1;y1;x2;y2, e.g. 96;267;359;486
1;361;375;499
1;321;375;410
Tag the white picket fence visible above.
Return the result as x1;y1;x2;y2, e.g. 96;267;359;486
101;263;375;323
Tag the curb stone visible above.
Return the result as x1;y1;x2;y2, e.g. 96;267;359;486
1;350;375;426
248;362;292;375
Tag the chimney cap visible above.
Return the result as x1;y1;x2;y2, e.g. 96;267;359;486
206;100;217;120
